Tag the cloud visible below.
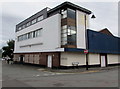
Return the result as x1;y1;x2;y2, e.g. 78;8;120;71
76;2;118;35
0;39;7;49
2;13;23;40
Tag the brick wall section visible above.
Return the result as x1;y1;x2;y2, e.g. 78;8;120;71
99;28;113;36
13;52;60;67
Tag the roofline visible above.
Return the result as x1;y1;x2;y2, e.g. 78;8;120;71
48;2;92;14
16;7;48;26
87;29;120;39
16;2;92;27
99;28;114;36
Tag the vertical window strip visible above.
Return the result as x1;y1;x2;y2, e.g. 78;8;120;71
61;8;76;46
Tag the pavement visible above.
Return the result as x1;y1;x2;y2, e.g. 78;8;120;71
1;60;119;87
42;65;119;74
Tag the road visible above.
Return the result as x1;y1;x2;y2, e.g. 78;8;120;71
1;60;119;87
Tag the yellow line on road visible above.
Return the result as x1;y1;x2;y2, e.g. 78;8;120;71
80;70;99;74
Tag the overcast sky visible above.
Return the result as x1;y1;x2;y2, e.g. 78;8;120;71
0;0;119;49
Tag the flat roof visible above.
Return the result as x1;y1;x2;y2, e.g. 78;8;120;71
16;2;92;32
48;2;92;14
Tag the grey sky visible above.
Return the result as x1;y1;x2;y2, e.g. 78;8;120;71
0;1;118;49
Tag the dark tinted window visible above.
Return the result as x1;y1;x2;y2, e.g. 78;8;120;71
67;8;76;19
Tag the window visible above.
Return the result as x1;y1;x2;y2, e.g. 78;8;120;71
22;25;26;29
61;25;67;45
67;26;76;45
35;29;41;37
17;16;44;32
26;22;31;27
18;27;22;30
61;41;67;45
67;29;71;35
61;25;67;34
18;35;23;41
28;32;33;39
23;34;28;40
61;33;67;38
22;35;25;40
18;28;42;41
33;29;42;38
37;15;43;21
61;37;67;41
61;8;76;46
32;19;37;24
33;31;36;38
19;34;27;41
61;9;67;19
62;25;67;29
67;26;76;35
67;8;76;19
61;29;67;34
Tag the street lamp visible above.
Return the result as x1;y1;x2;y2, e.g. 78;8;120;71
91;14;96;19
85;13;96;70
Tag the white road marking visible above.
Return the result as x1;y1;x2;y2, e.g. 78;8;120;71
43;74;49;76
36;75;40;77
51;73;55;75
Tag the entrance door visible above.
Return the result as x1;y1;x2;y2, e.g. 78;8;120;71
47;55;52;68
20;55;24;64
101;55;106;67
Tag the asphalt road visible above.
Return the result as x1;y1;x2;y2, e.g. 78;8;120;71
1;60;119;87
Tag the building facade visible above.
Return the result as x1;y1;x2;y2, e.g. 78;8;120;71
14;2;120;68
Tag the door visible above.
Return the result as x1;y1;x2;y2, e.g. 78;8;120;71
20;55;24;64
47;55;52;68
101;55;106;67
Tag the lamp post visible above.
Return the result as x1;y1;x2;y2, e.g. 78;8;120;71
84;14;89;70
85;13;96;70
84;49;89;70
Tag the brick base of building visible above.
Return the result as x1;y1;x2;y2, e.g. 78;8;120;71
13;52;60;67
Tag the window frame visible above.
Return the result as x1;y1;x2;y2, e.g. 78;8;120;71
31;19;37;24
37;15;44;22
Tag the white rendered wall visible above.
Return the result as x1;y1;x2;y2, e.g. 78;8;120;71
14;14;63;53
107;54;119;64
88;53;100;65
60;52;86;66
76;10;89;49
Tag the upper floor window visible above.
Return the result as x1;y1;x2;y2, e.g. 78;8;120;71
35;29;41;37
18;28;42;41
31;19;37;24
17;15;44;31
37;15;43;21
22;25;26;29
33;29;42;38
67;8;76;19
23;34;28;40
67;26;76;35
26;22;31;27
61;8;76;46
28;32;33;39
61;8;76;19
18;27;22;30
18;35;23;41
61;9;67;19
